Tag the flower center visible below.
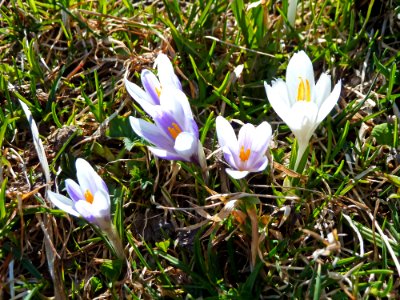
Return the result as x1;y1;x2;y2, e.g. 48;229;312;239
168;122;182;140
296;77;311;102
239;146;251;162
84;189;94;204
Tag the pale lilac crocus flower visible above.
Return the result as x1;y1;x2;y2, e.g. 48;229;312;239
264;51;341;170
216;116;272;179
129;86;206;168
47;158;124;258
124;53;182;116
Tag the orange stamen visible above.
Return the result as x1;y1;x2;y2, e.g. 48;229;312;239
84;190;94;204
167;122;182;140
239;146;251;161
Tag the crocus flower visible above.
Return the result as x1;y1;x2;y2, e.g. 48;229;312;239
130;86;206;168
47;158;111;230
124;53;182;116
216;116;272;179
264;51;341;169
47;158;125;258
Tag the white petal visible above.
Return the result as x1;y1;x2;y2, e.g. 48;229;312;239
155;53;182;90
315;73;332;108
91;190;111;219
75;158;108;196
237;123;256;152
264;80;292;125
288;101;319;145
216;116;238;149
159;87;193;131
285;51;316;103
124;78;156;115
252;121;272;153
216;116;239;166
225;168;249;179
47;191;80;217
174;132;198;161
317;80;341;123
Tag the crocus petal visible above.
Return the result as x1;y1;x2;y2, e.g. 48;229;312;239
237;123;256;153
264;80;292;125
288;101;319;144
315;73;332;108
65;179;84;202
130;117;173;150
252;121;272;154
124;78;156;115
159;87;192;130
225;168;249;180
174;132;198;161
252;156;269;172
317;80;341;124
75;158;108;196
286;51;316;104
74;200;96;224
147;146;183;161
91;189;111;219
221;146;240;170
216;116;239;157
246;122;272;169
47;191;80;217
141;70;161;105
155;53;182;91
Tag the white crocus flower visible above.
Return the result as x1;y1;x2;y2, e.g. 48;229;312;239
264;51;341;170
216;116;272;179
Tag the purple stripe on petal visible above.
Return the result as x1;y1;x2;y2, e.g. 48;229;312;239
141;70;161;105
130;117;174;151
152;111;182;143
74;200;96;223
65;179;84;202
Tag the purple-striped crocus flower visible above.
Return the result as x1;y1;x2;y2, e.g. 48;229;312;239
216;116;272;179
47;158;125;258
129;86;206;167
124;53;182;116
47;158;111;230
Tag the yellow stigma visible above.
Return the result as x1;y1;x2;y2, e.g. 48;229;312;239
296;77;311;102
155;86;162;98
84;189;94;204
167;122;182;140
239;146;251;162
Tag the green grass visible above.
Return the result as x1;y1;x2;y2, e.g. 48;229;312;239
1;0;400;298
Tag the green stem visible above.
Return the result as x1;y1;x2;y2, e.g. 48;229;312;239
103;225;125;260
246;204;259;270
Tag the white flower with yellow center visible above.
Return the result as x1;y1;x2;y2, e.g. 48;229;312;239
264;51;341;169
47;158;111;230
